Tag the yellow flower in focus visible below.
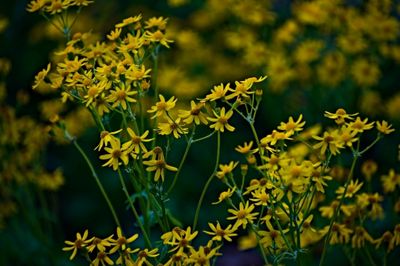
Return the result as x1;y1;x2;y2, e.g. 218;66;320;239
124;128;152;155
88;235;114;253
110;227;139;253
204;83;230;102
147;94;177;119
235;141;258;155
216;161;238;179
376;120;395;134
348;117;374;134
277;114;305;135
204;222;238;242
26;0;48;12
208;107;235;132
99;139;130;170
227;201;258;229
107;28;122;41
145;17;168;30
187;245;219;266
115;15;142;28
143;158;177;182
167;226;198;255
144;30;173;48
178;100;209;125
62;230;93;260
92;251;114;266
135;248;159;265
158;117;188;139
107;83;137;110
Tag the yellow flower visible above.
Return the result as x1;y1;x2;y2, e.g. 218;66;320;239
338;126;358;147
313;130;343;155
277;114;305;135
147;94;177;119
380;169;400;193
32;63;51;90
351;226;375;249
83;81;107;107
227;201;258;229
26;0;48;12
250;189;270;206
235;141;258;155
143;158;177;182
87;235;114;253
136;248;159;265
204;222;238;242
376;120;395;134
213;187;236;205
300;215;326;247
99;139;130;170
351;58;381;87
115;15;142;28
204;83;230;102
167;226;198;255
375;231;394;252
216;161;238;179
144;30;174;48
62;230;93;260
324;108;358;125
107;28;122;41
325;223;353;245
347;117;374;133
259;227;287;250
110;227;139;253
261;129;292;146
92;251;114;266
178;100;209;125
208;107;235;132
336;179;363;199
145;17;169;30
107;82;137;110
124;128;152;155
187;245;219;266
157;118;188;139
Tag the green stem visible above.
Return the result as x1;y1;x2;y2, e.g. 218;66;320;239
192;132;221;230
319;146;359;266
71;138;121;228
117;168;152;248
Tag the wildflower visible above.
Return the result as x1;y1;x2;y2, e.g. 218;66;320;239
380;169;400;193
338;126;358;147
204;83;230;102
375;231;394;252
145;17;169;30
227;201;258;229
311;164;332;193
348;117;374;134
324;108;358;125
143;157;177;182
204;222;238;242
225;79;256;100
361;160;378;181
135;248;159;266
187;245;219;266
167;227;198;255
62;230;93;260
319;200;355;218
351;58;381;87
145;30;173;48
116;248;138;266
336;179;363;199
259;227;287;250
124;129;152;155
126;64;152;81
88;235;114;253
351;226;375;248
391;224;400;247
32;63;51;90
277;114;305;135
261;130;292;146
158;118;188;139
107;28;122;41
99;139;130;170
301;215;326;247
71;0;93;6
26;0;47;12
46;0;71;14
57;56;87;74
178;100;208;125
216;161;238;179
107;83;137;110
115;15;142;28
208;107;235;132
235;141;258;155
313;130;343;155
376;120;395;134
250;189;270;206
213;187;236;205
147;94;177;119
327;223;353;245
83;81;107;107
110;227;139;253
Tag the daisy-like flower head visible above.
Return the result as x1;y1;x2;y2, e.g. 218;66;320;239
32;63;51;90
115;14;142;28
313;130;343;155
204;83;231;102
227;201;258;229
107;82;137;110
204;222;238;242
145;16;168;30
144;30;174;48
336;179;363;199
178;100;209;125
157;117;188;139
123;128;152;156
376;120;395;135
110;227;139;253
216;161;239;179
99;138;130;170
143;157;177;182
347;117;374;134
147;94;177;119
208;107;235;132
235;141;258;155
277;114;306;135
107;28;122;41
62;230;93;260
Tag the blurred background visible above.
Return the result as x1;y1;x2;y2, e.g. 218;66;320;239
1;0;399;265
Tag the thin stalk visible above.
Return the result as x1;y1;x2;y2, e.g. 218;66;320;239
71;138;121;228
192;132;221;230
117;168;152;248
